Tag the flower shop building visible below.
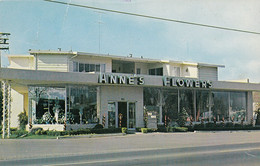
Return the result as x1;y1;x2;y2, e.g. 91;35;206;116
1;50;260;130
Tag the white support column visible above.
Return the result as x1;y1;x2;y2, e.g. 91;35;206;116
1;80;11;139
7;81;11;138
2;80;6;139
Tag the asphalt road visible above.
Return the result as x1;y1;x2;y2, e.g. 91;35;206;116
1;131;260;165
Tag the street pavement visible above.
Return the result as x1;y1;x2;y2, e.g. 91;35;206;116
1;131;260;165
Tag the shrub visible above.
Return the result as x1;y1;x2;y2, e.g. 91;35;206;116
135;127;141;132
11;129;28;137
46;130;61;136
165;127;188;132
141;128;148;133
121;127;127;134
174;127;188;132
205;122;216;128
177;108;189;127
166;126;173;132
93;124;104;129
225;122;234;128
34;128;48;135
18;110;28;130
157;125;167;132
35;129;45;135
91;128;121;134
30;127;43;134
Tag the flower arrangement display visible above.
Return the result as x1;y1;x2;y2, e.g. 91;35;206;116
42;112;53;124
66;112;74;124
58;111;66;124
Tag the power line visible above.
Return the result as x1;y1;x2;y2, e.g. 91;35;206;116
44;0;260;35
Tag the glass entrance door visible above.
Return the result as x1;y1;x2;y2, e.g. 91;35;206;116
128;102;136;128
108;101;136;128
118;102;127;128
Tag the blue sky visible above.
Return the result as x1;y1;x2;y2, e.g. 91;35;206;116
0;0;260;82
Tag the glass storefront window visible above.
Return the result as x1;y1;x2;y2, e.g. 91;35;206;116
196;91;210;122
212;91;229;121
162;89;178;126
67;86;97;124
129;102;136;128
29;85;98;126
230;92;247;121
180;89;194;121
29;87;65;124
143;88;160;124
108;102;116;128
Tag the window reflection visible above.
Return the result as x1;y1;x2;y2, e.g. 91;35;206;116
162;89;178;126
67;86;97;124
180;89;194;121
196;91;210;122
212;92;229;121
230;92;247;121
143;88;160;124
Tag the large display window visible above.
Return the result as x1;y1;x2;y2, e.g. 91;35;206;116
179;89;194;121
230;92;247;121
211;91;229;121
29;85;98;125
67;86;97;124
162;89;178;125
29;87;66;124
143;88;160;123
143;87;248;127
196;91;210;122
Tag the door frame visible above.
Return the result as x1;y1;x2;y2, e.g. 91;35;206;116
107;100;136;128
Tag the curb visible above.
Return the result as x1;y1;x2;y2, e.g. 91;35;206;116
56;133;126;139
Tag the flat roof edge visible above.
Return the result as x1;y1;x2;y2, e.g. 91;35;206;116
29;50;77;55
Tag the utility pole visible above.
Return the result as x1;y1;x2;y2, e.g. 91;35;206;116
0;32;10;67
0;32;10;139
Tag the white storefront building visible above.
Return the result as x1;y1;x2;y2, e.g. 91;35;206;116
1;50;260;131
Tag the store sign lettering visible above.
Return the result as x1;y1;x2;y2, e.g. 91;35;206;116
98;74;212;88
99;73;145;85
163;77;212;88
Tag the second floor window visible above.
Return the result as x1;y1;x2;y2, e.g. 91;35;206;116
73;62;105;73
149;67;163;76
136;68;141;74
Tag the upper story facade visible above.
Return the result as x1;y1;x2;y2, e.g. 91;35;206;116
7;50;225;81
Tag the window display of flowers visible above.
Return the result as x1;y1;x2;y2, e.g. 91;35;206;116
58;111;66;124
66;112;74;124
42;111;53;124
